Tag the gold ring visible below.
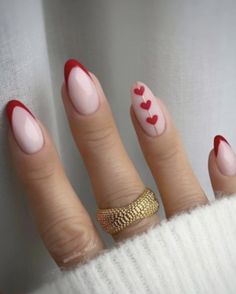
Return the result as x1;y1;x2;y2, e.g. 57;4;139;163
96;187;159;235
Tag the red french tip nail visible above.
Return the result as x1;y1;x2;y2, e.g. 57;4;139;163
64;59;91;87
214;135;230;156
5;99;34;129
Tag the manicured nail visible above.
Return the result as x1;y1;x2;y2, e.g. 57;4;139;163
64;59;100;115
131;81;166;137
214;135;236;176
6;100;44;154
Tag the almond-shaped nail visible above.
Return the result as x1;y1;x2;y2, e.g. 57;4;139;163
131;81;166;137
64;59;100;115
214;135;236;176
6;100;44;154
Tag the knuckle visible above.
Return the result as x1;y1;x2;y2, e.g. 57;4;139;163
23;160;57;185
43;217;96;267
81;124;116;150
148;142;180;168
102;185;144;207
168;192;208;217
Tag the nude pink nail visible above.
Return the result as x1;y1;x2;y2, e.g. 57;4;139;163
6;100;44;154
64;59;100;115
214;135;236;176
131;81;166;137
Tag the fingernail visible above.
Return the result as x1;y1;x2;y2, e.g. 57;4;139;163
214;135;236;176
131;81;166;137
6;100;44;154
64;59;100;115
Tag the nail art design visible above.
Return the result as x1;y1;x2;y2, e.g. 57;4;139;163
64;59;100;115
134;85;145;96
64;59;92;85
140;100;151;110
131;81;166;137
146;115;158;125
214;135;236;176
6;100;44;154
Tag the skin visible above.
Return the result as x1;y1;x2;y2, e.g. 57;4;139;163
5;70;235;272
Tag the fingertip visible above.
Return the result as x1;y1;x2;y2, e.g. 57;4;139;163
130;80;144;95
64;58;92;86
214;134;229;157
208;136;236;197
213;134;236;177
5;99;36;130
208;148;217;179
208;147;228;198
88;71;106;101
129;103;144;137
5;99;45;155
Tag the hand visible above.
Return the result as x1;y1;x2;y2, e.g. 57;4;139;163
5;59;236;270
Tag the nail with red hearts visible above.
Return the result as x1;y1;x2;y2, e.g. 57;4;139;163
131;81;166;136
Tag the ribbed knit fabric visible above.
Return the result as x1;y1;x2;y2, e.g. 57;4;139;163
30;195;236;294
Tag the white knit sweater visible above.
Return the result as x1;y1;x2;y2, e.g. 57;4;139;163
30;196;236;294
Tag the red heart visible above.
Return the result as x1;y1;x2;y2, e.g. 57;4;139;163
134;86;145;96
140;100;151;110
146;115;158;125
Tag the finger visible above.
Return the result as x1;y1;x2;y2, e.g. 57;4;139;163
208;135;236;197
5;100;104;269
130;81;208;218
62;59;160;241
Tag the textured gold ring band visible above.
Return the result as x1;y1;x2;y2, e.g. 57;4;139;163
96;187;159;235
